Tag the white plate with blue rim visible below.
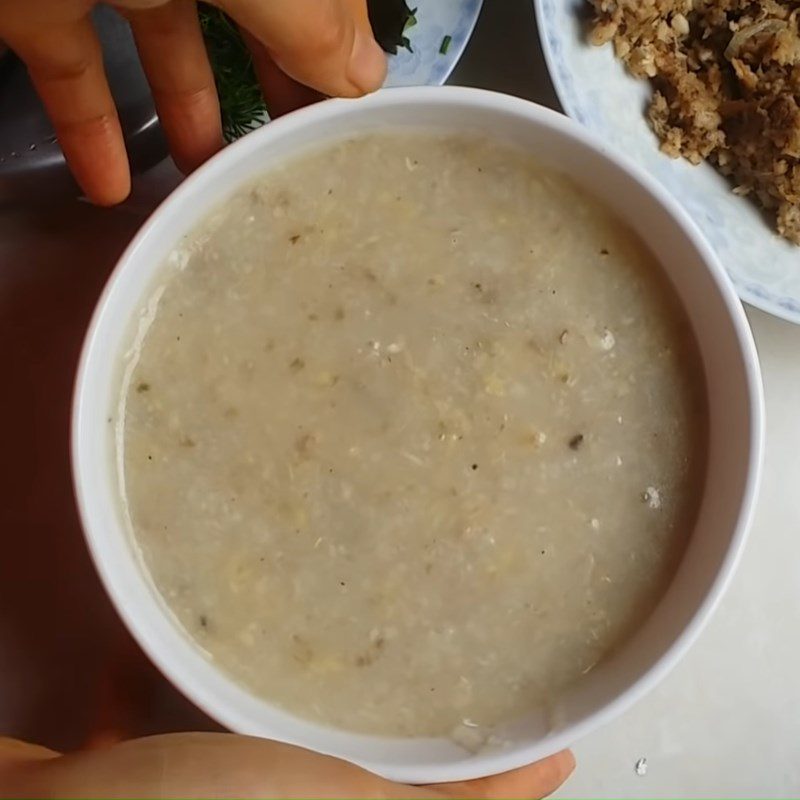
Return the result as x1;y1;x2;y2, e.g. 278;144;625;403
384;0;484;87
534;0;800;324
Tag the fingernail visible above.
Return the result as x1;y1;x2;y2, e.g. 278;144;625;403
348;30;387;94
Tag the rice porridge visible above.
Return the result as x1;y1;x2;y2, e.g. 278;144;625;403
120;133;706;739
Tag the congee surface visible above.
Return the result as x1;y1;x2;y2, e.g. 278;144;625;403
120;133;706;739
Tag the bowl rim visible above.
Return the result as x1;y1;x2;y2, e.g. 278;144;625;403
71;85;764;784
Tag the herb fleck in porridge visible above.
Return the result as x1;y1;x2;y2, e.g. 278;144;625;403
121;133;706;739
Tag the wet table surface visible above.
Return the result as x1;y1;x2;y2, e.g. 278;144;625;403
1;1;799;796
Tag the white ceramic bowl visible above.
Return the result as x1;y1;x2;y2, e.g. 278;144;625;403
72;87;764;785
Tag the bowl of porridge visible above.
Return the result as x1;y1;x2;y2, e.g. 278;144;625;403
72;87;763;783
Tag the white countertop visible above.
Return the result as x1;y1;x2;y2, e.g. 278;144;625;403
1;2;798;796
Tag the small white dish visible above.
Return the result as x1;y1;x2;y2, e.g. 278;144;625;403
72;86;763;784
385;0;484;87
534;0;800;324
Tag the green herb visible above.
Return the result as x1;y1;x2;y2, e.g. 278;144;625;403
367;0;417;54
199;1;418;140
199;3;266;141
439;34;452;55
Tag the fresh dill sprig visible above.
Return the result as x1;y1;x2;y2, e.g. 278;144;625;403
199;0;417;141
199;3;266;142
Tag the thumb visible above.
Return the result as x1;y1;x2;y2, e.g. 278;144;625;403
0;737;60;765
431;750;576;799
218;0;386;98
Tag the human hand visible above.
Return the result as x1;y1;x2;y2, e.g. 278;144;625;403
0;0;387;205
0;733;574;799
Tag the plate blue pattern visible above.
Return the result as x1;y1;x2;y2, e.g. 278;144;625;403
534;0;800;323
385;0;484;87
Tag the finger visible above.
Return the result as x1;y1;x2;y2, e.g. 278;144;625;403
4;733;436;799
0;738;60;765
0;733;571;800
432;750;576;800
217;0;386;98
241;31;321;118
0;736;60;791
124;0;223;173
5;18;130;205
